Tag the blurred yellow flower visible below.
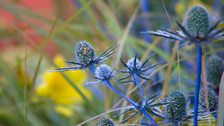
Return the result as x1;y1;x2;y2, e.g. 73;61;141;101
36;55;92;105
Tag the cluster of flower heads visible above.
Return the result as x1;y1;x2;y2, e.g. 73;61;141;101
54;4;224;126
55;40;167;125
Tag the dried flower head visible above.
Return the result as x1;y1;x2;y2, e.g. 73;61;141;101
199;87;218;112
95;64;113;80
97;118;114;126
206;56;223;88
166;91;186;121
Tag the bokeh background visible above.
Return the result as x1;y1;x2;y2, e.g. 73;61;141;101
0;0;223;125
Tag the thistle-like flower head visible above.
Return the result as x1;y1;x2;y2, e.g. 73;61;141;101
199;87;218;112
206;56;223;88
97;118;114;126
126;58;142;71
118;54;163;82
54;41;116;72
95;64;113;80
146;5;224;47
165;91;186;121
184;6;209;37
75;40;95;64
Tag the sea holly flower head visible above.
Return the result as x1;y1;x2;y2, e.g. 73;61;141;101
184;6;209;38
118;54;162;81
126;58;142;71
75;40;95;65
95;64;113;80
145;5;224;47
97;117;115;126
165;91;187;121
54;41;116;72
199;87;218;112
206;56;224;88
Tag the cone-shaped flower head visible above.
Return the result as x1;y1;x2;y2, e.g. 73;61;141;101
95;64;113;80
199;87;218;111
75;41;95;64
206;56;223;88
166;91;186;121
97;118;114;126
184;6;209;37
127;58;142;71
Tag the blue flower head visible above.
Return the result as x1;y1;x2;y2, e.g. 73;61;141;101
126;58;142;71
95;64;113;80
145;5;224;47
54;41;116;72
119;54;163;81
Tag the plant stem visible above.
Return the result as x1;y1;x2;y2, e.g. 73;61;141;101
89;64;157;125
133;72;146;104
141;107;158;126
89;63;96;74
194;47;202;126
102;80;138;107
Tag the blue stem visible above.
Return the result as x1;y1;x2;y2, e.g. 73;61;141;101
103;80;157;126
89;64;157;125
133;73;146;104
141;107;158;126
89;64;96;74
102;80;138;107
193;47;202;126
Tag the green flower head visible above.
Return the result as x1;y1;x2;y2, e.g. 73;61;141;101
97;118;114;126
206;56;223;88
166;90;186;121
199;87;218;111
184;5;209;37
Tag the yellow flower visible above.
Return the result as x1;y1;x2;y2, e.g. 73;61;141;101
36;55;92;105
